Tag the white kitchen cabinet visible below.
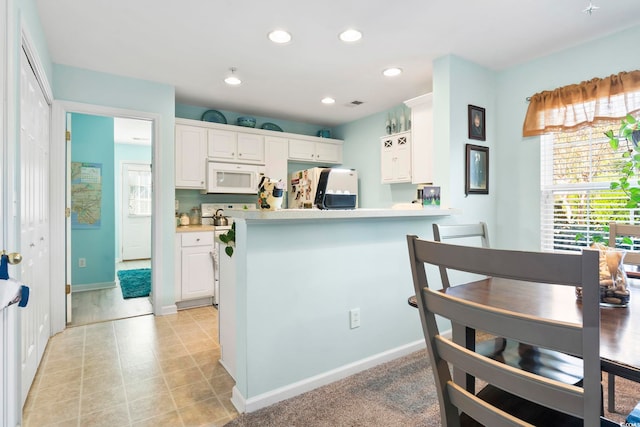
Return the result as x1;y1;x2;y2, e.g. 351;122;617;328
207;129;265;164
174;119;344;191
289;138;342;164
177;231;215;301
380;131;412;183
207;128;236;160
405;93;434;184
175;124;207;189
264;136;289;182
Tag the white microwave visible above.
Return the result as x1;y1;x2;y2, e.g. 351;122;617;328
205;161;264;194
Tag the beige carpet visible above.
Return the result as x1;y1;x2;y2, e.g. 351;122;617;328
225;349;640;426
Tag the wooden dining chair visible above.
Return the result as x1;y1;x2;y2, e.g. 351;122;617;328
407;236;615;426
432;222;490;289
432;222;584;390
606;222;640;412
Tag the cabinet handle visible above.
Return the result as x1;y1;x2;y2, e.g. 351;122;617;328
239;153;242;156
196;238;200;242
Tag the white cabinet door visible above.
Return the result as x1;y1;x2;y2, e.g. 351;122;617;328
175;124;207;188
315;141;342;164
289;139;342;164
407;93;433;184
207;129;236;160
380;132;411;183
265;136;288;182
288;138;316;162
237;133;265;163
381;136;396;183
180;232;215;300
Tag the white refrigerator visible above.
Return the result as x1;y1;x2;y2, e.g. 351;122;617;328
288;167;324;209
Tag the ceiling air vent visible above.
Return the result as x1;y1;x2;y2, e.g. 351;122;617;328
345;100;364;107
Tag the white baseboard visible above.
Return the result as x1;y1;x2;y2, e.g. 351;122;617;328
176;297;214;310
230;339;427;414
72;281;116;292
156;304;178;316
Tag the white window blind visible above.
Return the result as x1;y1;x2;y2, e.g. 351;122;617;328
540;121;640;252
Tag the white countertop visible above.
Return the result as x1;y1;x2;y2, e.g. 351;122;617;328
226;207;457;221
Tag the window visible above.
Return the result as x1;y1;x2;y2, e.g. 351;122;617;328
127;168;152;216
540;121;640;252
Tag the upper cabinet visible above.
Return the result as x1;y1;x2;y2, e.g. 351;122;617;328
404;93;433;184
289;138;342;164
380;131;412;183
175;124;207;189
174;118;344;189
264;136;289;182
207;129;265;163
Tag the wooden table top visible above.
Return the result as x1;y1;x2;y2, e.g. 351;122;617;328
443;277;640;382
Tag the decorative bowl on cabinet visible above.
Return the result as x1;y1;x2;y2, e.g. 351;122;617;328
237;116;256;128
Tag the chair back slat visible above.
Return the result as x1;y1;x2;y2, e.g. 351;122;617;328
407;235;601;427
447;381;535;427
609;222;640;266
433;222;490;289
426;290;583;356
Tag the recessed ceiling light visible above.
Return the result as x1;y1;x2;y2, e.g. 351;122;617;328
339;29;362;43
383;67;402;77
224;67;242;86
268;30;292;44
321;97;336;105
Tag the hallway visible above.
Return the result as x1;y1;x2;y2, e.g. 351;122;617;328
22;306;238;426
70;260;153;326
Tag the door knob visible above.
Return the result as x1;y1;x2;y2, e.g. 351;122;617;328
0;250;22;265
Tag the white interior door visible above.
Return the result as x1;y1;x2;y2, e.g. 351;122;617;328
19;48;51;404
65;113;72;323
121;163;151;260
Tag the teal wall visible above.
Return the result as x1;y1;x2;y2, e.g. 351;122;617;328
334;106;416;208
15;0;53;80
114;143;152;260
70;113;116;287
176;103;325;137
53;64;176;311
494;25;640;251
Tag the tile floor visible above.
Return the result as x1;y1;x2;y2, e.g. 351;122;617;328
71;260;153;327
22;306;240;427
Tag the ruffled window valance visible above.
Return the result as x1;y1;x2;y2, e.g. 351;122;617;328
522;70;640;137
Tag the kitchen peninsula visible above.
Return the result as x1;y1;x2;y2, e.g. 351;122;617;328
218;207;456;413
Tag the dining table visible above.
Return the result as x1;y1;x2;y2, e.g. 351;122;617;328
441;277;640;411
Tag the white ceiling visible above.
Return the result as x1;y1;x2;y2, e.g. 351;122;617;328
114;117;152;145
37;0;640;127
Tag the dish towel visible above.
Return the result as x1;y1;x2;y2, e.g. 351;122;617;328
0;254;29;309
627;401;640;424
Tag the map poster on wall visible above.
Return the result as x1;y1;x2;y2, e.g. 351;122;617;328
71;162;102;229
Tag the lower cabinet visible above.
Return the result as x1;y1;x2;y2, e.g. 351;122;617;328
175;231;215;303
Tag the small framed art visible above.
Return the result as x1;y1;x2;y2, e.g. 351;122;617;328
465;144;489;195
468;105;486;141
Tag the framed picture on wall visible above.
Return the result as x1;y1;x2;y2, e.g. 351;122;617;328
468;105;486;141
465;144;489;195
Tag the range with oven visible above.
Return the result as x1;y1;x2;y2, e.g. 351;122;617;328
201;203;256;305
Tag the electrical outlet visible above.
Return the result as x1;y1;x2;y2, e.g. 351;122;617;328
78;258;86;268
349;308;361;329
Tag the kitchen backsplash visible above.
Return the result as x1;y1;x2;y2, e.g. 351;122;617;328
175;189;257;214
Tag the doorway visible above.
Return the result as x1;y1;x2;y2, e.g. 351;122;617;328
68;114;153;326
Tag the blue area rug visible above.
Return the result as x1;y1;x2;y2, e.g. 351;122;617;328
117;268;151;299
